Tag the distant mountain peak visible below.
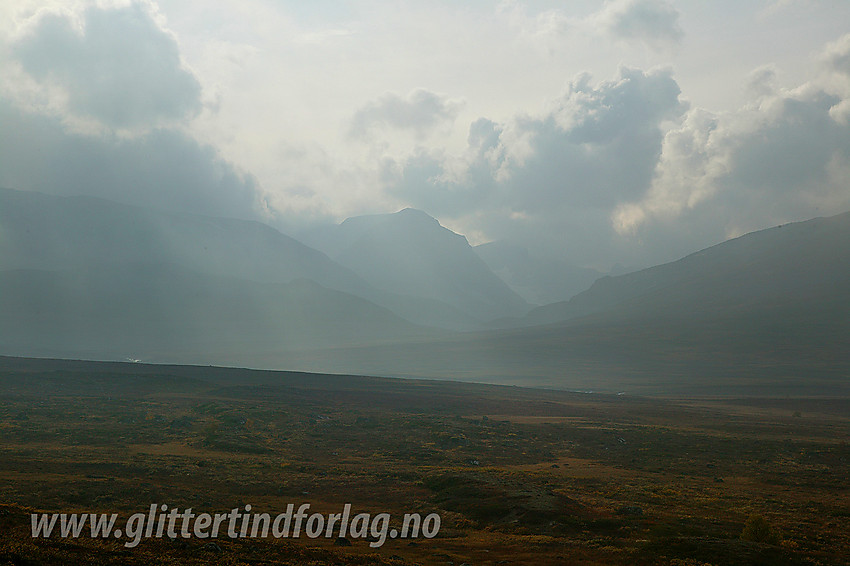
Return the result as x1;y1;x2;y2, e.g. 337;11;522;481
396;207;431;217
394;207;440;223
340;207;441;227
304;208;530;322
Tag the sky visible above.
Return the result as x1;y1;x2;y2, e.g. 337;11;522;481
2;0;850;270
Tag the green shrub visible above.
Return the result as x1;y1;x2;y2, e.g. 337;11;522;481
740;514;780;545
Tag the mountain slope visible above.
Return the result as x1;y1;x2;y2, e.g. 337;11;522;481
521;212;850;326
0;262;432;362
0;188;453;359
275;212;850;395
474;241;604;305
0;188;483;331
305;208;530;322
0;187;371;292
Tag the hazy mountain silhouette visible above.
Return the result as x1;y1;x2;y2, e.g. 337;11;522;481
0;188;370;291
521;212;850;326
277;212;850;395
0;188;448;358
0;262;431;362
474;241;604;305
303;208;531;322
3;187;848;394
0;188;485;331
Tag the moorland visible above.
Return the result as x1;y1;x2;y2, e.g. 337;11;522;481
0;356;848;565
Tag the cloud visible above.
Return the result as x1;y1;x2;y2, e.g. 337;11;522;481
12;3;202;129
823;33;850;77
383;33;850;270
383;67;687;264
0;95;261;221
613;36;850;252
0;2;267;222
496;0;681;55
495;1;575;49
500;67;685;212
596;0;683;50
745;65;779;99
2;1;846;273
349;89;462;139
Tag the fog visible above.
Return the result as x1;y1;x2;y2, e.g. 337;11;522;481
1;1;849;390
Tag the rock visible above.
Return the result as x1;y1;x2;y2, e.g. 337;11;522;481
201;542;222;552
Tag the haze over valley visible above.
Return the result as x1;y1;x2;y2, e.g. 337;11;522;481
1;3;849;564
2;186;847;396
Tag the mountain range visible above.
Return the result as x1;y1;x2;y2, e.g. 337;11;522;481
474;241;604;305
0;188;523;340
300;207;530;322
520;211;850;327
281;213;850;395
1;187;848;395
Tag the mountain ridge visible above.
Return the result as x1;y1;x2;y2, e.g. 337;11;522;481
519;211;850;327
273;210;850;395
474;240;605;305
0;261;436;362
303;208;531;322
0;187;480;330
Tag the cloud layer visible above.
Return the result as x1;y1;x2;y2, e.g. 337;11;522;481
380;33;850;268
13;3;202;129
2;1;850;272
0;98;261;220
0;2;262;221
382;67;688;264
614;34;850;248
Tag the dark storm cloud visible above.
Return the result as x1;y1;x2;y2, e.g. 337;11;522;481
12;3;202;128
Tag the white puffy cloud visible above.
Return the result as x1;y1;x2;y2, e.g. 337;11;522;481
745;65;779;99
823;33;850;77
11;2;201;129
614;34;850;249
383;67;687;264
495;1;575;51
497;0;682;55
381;33;850;269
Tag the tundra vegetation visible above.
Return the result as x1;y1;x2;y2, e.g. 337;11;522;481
0;357;847;565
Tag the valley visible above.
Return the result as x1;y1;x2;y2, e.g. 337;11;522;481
0;357;847;565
